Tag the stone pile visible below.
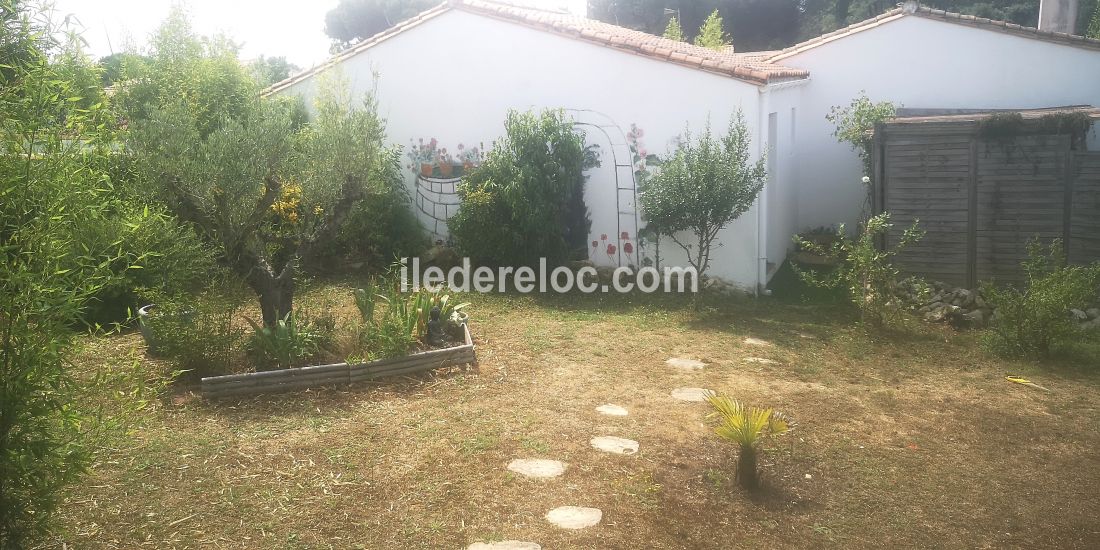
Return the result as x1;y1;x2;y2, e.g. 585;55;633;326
893;279;1100;330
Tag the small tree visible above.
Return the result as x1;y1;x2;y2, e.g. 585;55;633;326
639;112;766;278
794;213;923;327
705;394;790;490
663;16;685;42
694;10;730;51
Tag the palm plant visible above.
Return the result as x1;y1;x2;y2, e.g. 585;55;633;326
705;393;790;490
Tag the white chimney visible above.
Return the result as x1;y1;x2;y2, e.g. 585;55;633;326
1038;0;1079;34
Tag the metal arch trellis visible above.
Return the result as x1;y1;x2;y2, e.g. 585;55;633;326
565;108;640;268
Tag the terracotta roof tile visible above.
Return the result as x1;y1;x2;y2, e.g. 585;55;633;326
767;1;1100;62
455;0;807;85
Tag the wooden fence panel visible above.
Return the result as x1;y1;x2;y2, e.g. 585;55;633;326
883;137;972;287
974;135;1070;285
1070;152;1100;265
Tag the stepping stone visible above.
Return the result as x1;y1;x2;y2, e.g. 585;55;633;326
507;458;566;479
467;542;541;550
595;404;629;416
744;357;779;365
665;357;706;370
590;436;639;454
744;337;773;347
671;387;714;402
545;506;602;529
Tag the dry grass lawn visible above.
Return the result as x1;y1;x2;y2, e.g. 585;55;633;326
54;286;1100;549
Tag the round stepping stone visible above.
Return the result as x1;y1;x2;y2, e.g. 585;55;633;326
671;387;713;402
595;404;629;416
467;542;541;550
545;506;602;529
665;357;706;370
744;337;773;347
590;436;639;454
744;357;779;365
507;458;566;479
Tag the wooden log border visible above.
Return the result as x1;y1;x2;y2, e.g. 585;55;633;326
201;323;476;399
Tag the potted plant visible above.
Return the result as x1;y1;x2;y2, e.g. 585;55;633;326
407;137;439;177
456;142;484;175
792;226;842;266
437;147;455;178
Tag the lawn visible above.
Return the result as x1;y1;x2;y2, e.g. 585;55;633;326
55;284;1100;549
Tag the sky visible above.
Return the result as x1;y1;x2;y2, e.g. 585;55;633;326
52;0;342;68
50;0;586;69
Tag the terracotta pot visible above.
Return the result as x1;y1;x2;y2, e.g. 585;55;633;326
420;163;433;177
438;163;454;178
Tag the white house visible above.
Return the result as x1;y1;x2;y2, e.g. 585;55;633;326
269;0;1100;292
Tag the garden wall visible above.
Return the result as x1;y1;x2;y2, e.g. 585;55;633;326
201;324;476;399
872;107;1100;288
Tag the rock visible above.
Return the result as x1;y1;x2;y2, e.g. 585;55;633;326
590;436;639;455
545;506;602;529
507;459;566;479
1081;318;1100;331
744;337;773;347
1087;308;1100;319
960;309;985;326
595;404;628;416
974;295;987;309
468;542;541;550
665;357;706;370
744;357;779;365
1071;309;1088;321
670;387;713;402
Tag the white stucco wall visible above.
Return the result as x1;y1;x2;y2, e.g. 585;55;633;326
780;15;1100;232
276;9;774;288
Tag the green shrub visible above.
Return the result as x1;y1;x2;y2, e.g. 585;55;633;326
245;312;331;370
981;239;1100;358
1;4;128;543
142;285;247;378
449;109;595;267
82;203;219;326
306;148;428;272
353;279;470;360
794;213;923;327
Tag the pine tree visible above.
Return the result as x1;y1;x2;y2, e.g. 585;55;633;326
694;10;730;51
1089;2;1100;39
663;16;685;42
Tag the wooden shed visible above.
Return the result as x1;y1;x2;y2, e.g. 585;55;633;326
872;106;1100;288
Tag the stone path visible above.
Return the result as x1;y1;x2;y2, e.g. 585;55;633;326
595;404;628;416
665;357;706;370
496;354;722;542
467;542;541;550
507;459;566;479
671;387;714;402
590;435;639;455
545;506;603;529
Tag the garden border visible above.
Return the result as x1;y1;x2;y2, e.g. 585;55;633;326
201;323;476;399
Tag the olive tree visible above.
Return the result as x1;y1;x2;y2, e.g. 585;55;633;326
639;112;766;278
129;80;395;327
